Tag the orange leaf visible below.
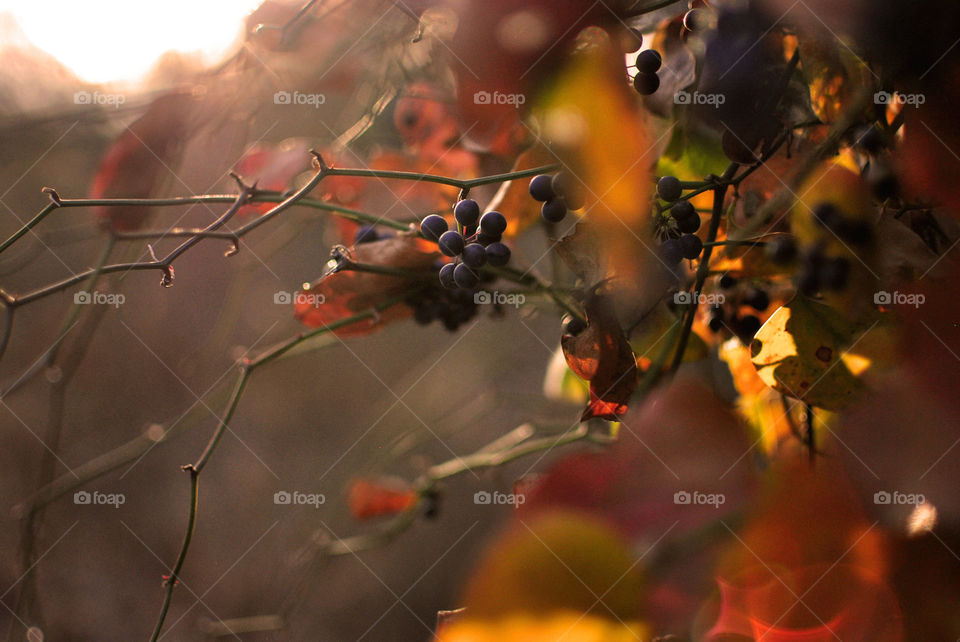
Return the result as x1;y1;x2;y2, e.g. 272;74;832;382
348;478;418;520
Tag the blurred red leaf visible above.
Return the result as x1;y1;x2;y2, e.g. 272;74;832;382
294;235;438;337
348;477;418;520
90;90;197;231
233;138;311;217
561;292;637;420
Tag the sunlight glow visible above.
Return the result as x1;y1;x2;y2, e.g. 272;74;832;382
0;0;264;84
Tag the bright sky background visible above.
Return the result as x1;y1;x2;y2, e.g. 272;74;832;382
0;0;264;84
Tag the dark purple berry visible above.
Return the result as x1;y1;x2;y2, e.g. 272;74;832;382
453;263;480;288
479;211;507;236
661;238;683;265
485;242;511;267
718;274;738;290
671;200;695;221
438;263;456;288
438;230;465;257
461;243;487;268
676;212;701;234
812;203;842;230
562;314;588;336
420;214;448;241
633;72;660;96
743;287;770;311
541;198;568;223
657;175;682;201
736;314;762;341
679;233;703;259
528;174;555;201
476;232;501;246
354;225;379;244
454;199;480;227
766;236;797;264
635;49;662;74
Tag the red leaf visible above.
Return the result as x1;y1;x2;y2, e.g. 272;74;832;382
233;138;311;217
294;235;439;337
561;292;637;420
348;478;418;520
90;90;197;232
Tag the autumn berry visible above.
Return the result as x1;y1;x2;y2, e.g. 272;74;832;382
743;287;770;311
461;243;487;268
657;175;683;201
453;263;480;288
635;49;662;74
679;233;703;259
420;214;448;241
479;211;507;236
812;202;842;231
438;230;465;257
676;211;700;234
766;236;797;264
561;314;588;336
354;225;379;244
633;72;660;96
438;262;456;289
661;238;684;265
476;232;501;246
528;174;555;202
718;274;738;289
485;242;511;267
454;199;481;227
736;314;762;340
671;200;695;221
541;198;568;223
551;172;586;210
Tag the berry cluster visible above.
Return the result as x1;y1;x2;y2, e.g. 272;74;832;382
706;275;770;342
404;284;479;331
632;49;663;96
655;177;704;265
528;172;584;223
420;200;512;290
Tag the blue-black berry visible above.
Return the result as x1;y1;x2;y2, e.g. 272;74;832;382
541;198;568;223
633;72;660;96
635;49;662;74
528;175;555;202
438;230;465;257
454;199;480;227
657;176;683;202
479;211;507;236
453;263;480;288
354;225;379;244
461;243;487;268
420;214;448;241
679;233;703;259
485;242;511;267
661;238;684;265
438;263;456;289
